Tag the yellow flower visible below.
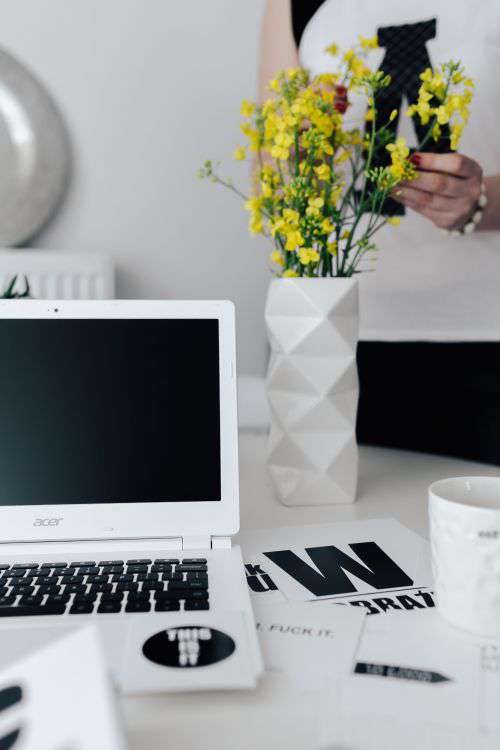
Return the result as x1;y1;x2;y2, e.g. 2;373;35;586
436;105;450;125
387;217;401;226
325;43;339;57
341;230;350;240
298;248;320;265
270;250;285;266
283;269;299;278
285;229;304;251
306;196;324;217
249;214;263;235
240;99;255;118
244;196;263;212
233;146;246;161
389;109;398;122
359;34;378;50
261;181;273;198
314;163;331;181
365;108;375;122
321;218;335;234
283;208;300;225
327;240;338;255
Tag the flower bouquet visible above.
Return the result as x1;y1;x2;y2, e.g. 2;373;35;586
200;38;473;277
200;37;473;506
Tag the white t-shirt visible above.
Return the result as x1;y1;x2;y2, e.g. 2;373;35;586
294;0;500;341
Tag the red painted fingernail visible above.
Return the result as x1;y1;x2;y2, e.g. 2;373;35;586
410;154;422;166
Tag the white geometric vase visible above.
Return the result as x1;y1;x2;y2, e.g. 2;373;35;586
265;277;359;506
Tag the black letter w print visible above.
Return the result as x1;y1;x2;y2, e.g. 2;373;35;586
264;542;413;597
368;18;450;215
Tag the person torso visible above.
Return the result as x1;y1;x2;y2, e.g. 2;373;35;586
292;0;500;341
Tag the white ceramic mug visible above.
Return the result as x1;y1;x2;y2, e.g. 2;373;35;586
429;476;500;638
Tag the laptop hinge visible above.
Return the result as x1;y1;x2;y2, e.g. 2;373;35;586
181;535;232;551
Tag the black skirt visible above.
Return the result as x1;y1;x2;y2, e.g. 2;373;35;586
356;341;500;465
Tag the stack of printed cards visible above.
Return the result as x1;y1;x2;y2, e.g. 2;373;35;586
240;517;500;747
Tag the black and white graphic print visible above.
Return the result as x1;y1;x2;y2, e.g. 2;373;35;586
142;627;236;668
0;685;23;750
368;18;450;215
241;520;434;616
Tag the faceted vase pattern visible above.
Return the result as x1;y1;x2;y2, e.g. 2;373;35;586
265;278;359;506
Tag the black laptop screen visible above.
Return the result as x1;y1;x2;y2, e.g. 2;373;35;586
0;318;221;505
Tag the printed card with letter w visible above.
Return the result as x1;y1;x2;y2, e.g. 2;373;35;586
240;518;433;616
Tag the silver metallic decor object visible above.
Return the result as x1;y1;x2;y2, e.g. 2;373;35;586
0;47;70;246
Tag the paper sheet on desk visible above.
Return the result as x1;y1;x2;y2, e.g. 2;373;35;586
0;624;125;750
319;609;500;748
241;518;434;616
253;600;365;691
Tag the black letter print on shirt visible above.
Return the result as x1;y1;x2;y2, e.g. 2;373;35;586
367;18;450;215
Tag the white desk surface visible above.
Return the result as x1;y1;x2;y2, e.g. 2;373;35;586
124;432;499;750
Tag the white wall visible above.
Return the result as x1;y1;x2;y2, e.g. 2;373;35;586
0;0;269;374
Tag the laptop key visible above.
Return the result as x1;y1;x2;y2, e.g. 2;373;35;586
97;601;122;614
87;575;110;584
70;561;96;567
63;584;87;595
113;574;133;583
127;559;151;565
141;582;164;591
38;584;60;594
62;576;84;585
0;597;16;606
128;590;150;600
9;570;26;578
155;600;180;612
0;564;10;570
70;602;94;615
126;565;148;574
168;581;190;591
182;559;207;565
100;565;123;574
40;562;67;568
11;564;39;570
116;582;139;592
59;569;77;577
187;581;209;591
46;594;71;605
184;600;210;611
98;561;124;566
154;559;179;565
162;572;183;582
11;586;35;596
90;583;113;593
136;573;159;582
101;590;123;600
177;565;208;573
125;601;150;613
185;590;209;600
18;596;43;606
0;605;66;616
186;573;208;583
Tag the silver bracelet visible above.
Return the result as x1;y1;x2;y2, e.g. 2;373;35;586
445;182;488;237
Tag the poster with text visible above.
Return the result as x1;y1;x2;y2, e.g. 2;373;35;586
241;518;434;616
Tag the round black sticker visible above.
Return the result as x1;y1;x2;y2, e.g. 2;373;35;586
142;626;236;668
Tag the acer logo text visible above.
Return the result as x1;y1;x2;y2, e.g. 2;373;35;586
33;518;63;527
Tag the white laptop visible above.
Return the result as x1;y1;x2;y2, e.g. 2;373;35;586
0;299;262;693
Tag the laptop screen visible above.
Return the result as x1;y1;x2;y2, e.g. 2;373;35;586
0;318;221;505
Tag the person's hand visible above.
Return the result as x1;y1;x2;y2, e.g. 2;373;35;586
392;152;483;230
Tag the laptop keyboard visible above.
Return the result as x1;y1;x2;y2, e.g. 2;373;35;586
0;558;209;617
